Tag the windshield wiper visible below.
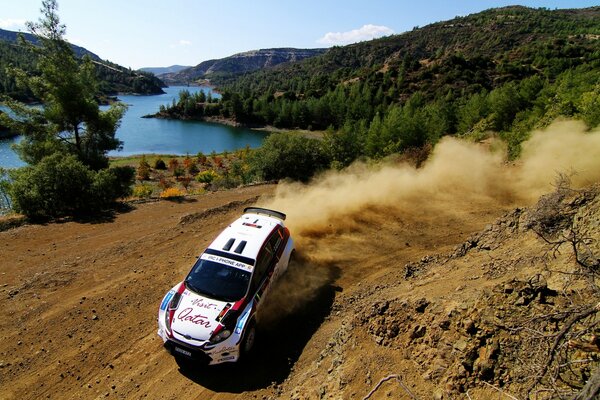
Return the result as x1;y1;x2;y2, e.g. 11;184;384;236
185;280;226;301
184;280;202;295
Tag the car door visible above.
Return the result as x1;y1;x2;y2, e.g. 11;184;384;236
251;227;284;308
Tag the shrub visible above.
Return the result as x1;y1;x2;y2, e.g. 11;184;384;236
132;184;154;199
159;187;185;199
212;156;223;169
187;162;199;175
248;132;329;181
183;155;195;170
158;175;171;190
173;166;185;178
195;170;219;183
7;153;133;219
92;166;135;206
136;156;151;180
168;158;179;172
154;158;166;170
197;152;207;165
179;176;192;190
210;173;242;190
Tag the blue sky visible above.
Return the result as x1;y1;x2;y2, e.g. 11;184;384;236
1;0;598;69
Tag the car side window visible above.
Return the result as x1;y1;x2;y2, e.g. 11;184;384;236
249;227;284;294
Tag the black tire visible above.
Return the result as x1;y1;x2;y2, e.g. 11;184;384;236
240;321;256;358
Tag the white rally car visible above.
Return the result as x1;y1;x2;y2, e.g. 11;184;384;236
157;207;294;365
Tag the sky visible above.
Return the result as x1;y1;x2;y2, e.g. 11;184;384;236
1;0;598;70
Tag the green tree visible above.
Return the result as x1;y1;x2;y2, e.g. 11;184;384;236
8;153;133;219
248;132;329;182
580;84;600;128
0;0;133;219
0;0;127;170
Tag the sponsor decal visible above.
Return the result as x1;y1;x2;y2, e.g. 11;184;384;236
219;356;235;362
235;310;250;334
201;253;253;272
160;291;174;311
190;298;219;310
177;308;212;328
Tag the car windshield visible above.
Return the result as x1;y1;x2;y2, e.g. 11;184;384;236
185;258;251;302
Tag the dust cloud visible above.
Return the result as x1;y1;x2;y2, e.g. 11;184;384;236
258;120;600;324
265;120;600;236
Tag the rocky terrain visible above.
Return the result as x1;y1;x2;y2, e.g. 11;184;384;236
0;175;598;399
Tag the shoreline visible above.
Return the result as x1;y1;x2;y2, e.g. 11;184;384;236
147;113;324;137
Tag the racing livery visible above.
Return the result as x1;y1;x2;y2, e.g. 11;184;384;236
157;207;294;365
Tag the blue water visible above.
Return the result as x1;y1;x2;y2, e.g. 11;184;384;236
0;86;267;168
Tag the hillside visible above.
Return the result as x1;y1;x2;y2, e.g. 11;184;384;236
0;28;165;101
215;6;600;96
160;48;327;85
1;121;599;398
0;180;598;399
155;6;600;165
0;28;101;61
140;65;192;76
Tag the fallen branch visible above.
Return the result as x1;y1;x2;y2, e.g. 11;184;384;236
527;303;600;394
482;381;521;400
362;374;418;400
573;366;600;400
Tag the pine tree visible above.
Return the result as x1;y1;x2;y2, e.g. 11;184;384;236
0;0;127;170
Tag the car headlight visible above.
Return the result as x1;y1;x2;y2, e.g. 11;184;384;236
210;329;232;344
164;291;183;334
169;292;182;310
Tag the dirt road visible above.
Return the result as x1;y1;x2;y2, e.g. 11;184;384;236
0;182;511;399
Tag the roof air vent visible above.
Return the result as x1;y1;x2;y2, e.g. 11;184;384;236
234;241;247;254
223;238;235;251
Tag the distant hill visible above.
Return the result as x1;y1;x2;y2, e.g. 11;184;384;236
161;48;327;85
140;65;191;76
0;28;101;61
0;28;165;101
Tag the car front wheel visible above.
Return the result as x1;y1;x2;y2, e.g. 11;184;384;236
241;322;256;357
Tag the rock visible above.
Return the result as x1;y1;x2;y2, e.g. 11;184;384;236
415;298;429;313
410;325;426;340
473;340;500;380
453;338;468;352
438;319;450;330
463;318;477;335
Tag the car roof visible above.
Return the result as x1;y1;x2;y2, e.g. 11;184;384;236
206;210;284;265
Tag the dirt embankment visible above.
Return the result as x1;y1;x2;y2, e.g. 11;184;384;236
1;121;599;399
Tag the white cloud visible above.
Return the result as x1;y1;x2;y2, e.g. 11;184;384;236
170;39;192;48
317;24;394;45
0;18;27;31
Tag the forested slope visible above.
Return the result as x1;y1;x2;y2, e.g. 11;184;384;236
0;28;165;101
160;6;600;161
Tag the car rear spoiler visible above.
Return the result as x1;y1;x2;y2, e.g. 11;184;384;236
244;207;286;221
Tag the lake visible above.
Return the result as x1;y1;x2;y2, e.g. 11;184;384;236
0;86;267;169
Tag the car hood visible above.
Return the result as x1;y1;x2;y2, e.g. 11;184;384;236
171;289;229;342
